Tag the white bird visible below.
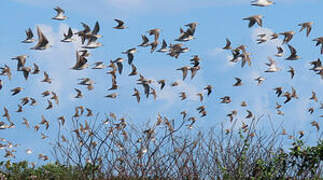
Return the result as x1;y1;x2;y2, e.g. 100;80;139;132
251;0;274;7
52;6;67;20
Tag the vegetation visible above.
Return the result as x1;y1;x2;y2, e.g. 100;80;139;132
0;115;322;179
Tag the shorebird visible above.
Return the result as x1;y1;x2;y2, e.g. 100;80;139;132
42;90;51;97
275;46;284;57
191;66;200;79
283;92;292;104
310;91;318;102
31;26;50;50
11;87;23;96
122;48;136;64
158;80;166;90
61;27;74;42
74;88;83;98
82;36;102;49
177;66;191;80
41;72;52;84
255;76;265;85
147;28;160;41
138;35;150;47
113;58;124;74
106;93;117;99
220;96;231;104
132;88;140;103
92;62;106;69
46;100;53;110
157;40;168;53
51;92;59;105
21;66;31;80
113;19;127;29
179;92;187;100
11;55;28;71
21;97;29;106
265;57;280;72
128;64;138;76
291;87;298;99
251;0;274;7
86;108;93;117
245;110;253;119
52;6;67;20
274;87;283;97
150;40;159;53
190;55;201;67
313;37;323;54
280;31;295;44
22;28;35;43
288;66;295;79
204;85;212;96
233;77;243;86
0;65;12;80
223;38;232;50
72;51;89;70
286;44;300;60
271;33;279;40
31;63;40;74
243;15;263;28
298;22;313;37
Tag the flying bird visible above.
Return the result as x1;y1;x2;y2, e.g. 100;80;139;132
243;15;263;28
41;72;52;84
265;57;280;72
313;37;323;54
72;51;89;70
52;6;67;20
113;19;127;29
74;88;83;98
138;35;150;47
157;40;168;53
21;66;31;80
129;64;138;76
31;26;50;50
11;87;23;96
147;28;161;41
122;48;136;64
176;66;191;80
255;76;265;85
286;44;300;60
280;31;295;44
61;27;74;42
223;38;232;50
22;28;35;43
31;63;40;74
275;46;283;57
132;88;140;103
158;80;166;90
251;0;274;7
288;66;295;79
11;55;28;71
298;22;313;37
92;62;106;69
233;77;243;86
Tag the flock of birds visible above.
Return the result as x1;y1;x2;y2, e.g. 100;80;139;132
0;0;322;162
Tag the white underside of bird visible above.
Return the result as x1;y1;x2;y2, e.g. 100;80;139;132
251;0;274;7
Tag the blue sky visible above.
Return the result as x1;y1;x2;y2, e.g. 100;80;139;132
0;0;322;163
